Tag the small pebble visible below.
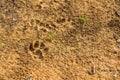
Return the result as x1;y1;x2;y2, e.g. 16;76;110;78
117;44;120;48
87;66;96;75
26;77;32;80
117;39;120;43
101;67;107;72
87;69;93;75
113;74;117;78
116;11;120;16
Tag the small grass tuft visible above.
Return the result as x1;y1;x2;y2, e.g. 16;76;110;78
47;34;54;40
79;15;88;25
75;45;81;50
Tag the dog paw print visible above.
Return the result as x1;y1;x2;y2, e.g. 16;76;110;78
29;41;48;60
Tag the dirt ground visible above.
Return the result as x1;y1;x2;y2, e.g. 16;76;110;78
0;0;120;80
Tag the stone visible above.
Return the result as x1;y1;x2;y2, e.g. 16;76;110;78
113;74;117;78
117;44;120;48
26;77;32;80
87;69;93;75
117;39;120;43
116;11;120;16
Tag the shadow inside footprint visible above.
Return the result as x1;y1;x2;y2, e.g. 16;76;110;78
40;42;45;49
34;41;39;48
29;43;34;51
35;49;43;60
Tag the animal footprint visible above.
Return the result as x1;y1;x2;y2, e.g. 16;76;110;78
29;40;48;60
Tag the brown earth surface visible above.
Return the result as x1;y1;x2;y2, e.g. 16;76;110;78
0;0;120;80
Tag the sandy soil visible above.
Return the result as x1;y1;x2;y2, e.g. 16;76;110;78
0;0;120;80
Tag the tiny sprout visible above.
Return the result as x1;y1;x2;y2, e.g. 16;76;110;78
75;45;80;50
47;34;54;40
79;15;88;25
